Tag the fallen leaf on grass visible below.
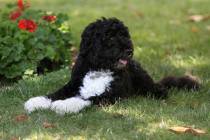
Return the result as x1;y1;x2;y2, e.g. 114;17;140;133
176;47;186;52
133;10;144;17
10;137;18;140
188;15;203;22
111;113;125;119
128;4;144;18
169;126;206;136
191;26;199;33
10;137;19;140
15;114;28;122
188;15;210;22
190;101;200;109
164;49;171;57
206;25;210;31
43;122;55;128
169;19;181;25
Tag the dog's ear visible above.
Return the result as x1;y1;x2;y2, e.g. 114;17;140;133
79;21;103;57
79;37;91;56
79;35;102;57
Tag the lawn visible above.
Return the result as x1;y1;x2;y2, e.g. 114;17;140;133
0;0;210;139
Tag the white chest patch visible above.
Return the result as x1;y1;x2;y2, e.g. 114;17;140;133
80;70;114;99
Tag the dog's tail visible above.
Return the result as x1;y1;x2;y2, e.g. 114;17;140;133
158;74;200;90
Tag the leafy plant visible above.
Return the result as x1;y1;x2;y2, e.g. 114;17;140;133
0;0;72;79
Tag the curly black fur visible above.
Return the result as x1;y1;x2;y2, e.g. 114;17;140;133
47;17;199;104
159;75;200;90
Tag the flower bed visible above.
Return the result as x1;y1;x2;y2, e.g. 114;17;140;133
0;0;72;80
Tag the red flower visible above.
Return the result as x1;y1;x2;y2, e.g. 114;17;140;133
9;10;21;20
17;0;30;11
17;0;24;11
42;15;57;22
18;19;37;32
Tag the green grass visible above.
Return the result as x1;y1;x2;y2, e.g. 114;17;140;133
0;0;210;139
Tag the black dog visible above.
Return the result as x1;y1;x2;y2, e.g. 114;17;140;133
24;18;199;115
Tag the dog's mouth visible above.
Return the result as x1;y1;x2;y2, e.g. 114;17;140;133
116;59;128;69
119;59;128;65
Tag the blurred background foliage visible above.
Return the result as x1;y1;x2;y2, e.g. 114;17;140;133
0;0;209;82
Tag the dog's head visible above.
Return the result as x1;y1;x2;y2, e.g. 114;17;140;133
79;17;133;70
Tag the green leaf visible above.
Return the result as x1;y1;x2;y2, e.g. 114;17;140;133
46;46;56;59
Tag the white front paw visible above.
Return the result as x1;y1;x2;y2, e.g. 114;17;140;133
51;97;91;115
51;100;68;115
24;96;52;113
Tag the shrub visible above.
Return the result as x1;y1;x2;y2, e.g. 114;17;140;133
0;0;72;79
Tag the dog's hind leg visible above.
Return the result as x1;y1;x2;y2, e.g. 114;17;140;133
128;60;168;99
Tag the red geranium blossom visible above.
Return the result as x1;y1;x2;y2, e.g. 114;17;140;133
9;10;21;20
17;0;30;11
42;15;57;22
18;19;37;32
17;0;24;10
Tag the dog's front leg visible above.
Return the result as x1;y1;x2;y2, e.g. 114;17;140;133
24;58;87;113
24;76;82;113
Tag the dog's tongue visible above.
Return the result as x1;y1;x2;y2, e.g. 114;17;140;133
119;59;128;65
